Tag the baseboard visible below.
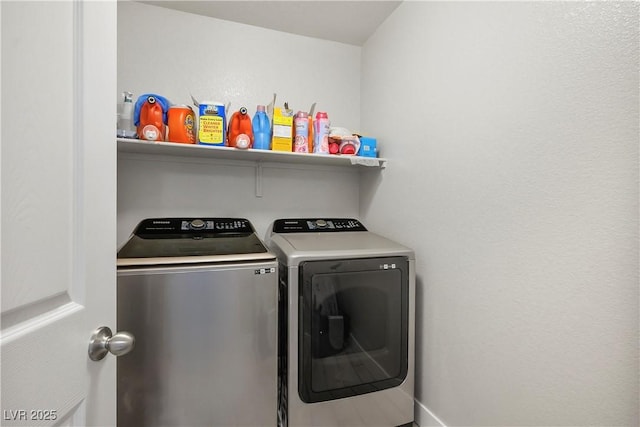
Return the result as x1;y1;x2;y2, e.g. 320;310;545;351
414;399;447;427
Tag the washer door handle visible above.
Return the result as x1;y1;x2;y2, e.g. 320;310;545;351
88;326;135;361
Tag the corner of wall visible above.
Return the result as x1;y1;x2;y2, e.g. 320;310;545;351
415;400;447;427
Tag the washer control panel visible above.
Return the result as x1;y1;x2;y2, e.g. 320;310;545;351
272;218;367;233
134;218;254;238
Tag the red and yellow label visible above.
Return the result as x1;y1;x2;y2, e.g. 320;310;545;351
198;116;224;145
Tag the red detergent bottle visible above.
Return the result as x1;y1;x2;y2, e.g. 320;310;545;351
227;107;253;148
137;95;166;141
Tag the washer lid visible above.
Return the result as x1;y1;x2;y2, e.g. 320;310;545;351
117;218;273;266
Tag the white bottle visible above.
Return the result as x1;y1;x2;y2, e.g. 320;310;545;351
117;91;136;138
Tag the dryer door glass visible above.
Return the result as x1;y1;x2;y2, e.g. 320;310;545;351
299;256;409;403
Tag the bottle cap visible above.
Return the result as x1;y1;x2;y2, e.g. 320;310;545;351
316;112;328;119
329;142;339;154
340;143;356;155
141;125;162;141
235;134;251;149
257;105;266;112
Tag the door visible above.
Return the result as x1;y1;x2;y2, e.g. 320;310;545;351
298;256;409;403
1;1;117;425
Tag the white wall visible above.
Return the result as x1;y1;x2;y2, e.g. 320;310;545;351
117;1;363;244
117;1;361;127
361;2;639;426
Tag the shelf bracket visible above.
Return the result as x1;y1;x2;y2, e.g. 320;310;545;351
255;161;263;198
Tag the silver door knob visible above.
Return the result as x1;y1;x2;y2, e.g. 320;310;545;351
88;326;135;361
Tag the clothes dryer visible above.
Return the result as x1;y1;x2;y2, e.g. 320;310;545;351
266;218;415;427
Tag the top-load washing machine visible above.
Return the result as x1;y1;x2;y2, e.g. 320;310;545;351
265;218;415;427
117;217;277;427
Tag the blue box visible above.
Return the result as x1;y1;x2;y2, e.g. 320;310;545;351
358;137;377;158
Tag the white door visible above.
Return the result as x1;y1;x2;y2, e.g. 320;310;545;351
1;1;117;425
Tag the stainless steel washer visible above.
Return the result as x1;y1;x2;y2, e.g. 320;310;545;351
266;218;415;427
117;218;277;427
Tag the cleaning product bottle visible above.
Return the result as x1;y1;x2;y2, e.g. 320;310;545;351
117;91;136;138
293;111;309;153
135;94;170;141
313;112;330;154
252;105;271;150
227;107;253;149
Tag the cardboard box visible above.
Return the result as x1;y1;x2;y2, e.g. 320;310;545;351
271;108;293;152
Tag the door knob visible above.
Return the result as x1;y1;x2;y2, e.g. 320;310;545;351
88;326;135;361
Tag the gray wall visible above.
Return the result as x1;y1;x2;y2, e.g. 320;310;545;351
361;2;639;426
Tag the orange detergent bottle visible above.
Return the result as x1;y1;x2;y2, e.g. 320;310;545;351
227;107;254;149
136;95;167;141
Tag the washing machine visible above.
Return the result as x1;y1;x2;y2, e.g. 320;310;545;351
265;218;415;427
117;217;277;427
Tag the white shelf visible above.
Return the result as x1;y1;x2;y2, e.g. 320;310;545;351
117;138;386;169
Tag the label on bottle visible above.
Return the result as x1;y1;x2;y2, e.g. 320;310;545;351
314;119;330;154
293;119;309;153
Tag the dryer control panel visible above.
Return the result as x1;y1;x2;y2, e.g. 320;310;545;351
272;218;367;233
134;218;254;238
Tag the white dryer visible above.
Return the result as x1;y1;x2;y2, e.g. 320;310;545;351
266;218;415;427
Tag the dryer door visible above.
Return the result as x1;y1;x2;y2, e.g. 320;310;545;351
298;256;409;403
